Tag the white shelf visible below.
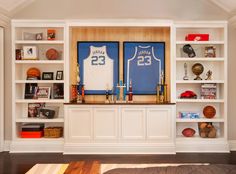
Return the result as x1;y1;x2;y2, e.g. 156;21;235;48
176;41;224;45
15;80;64;83
176;57;224;61
15;99;65;103
176;118;225;123
15;60;64;64
15;40;64;44
176;80;224;84
15;137;64;141
16;118;64;123
176;136;225;141
176;99;224;103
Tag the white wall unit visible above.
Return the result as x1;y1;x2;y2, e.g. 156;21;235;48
174;21;229;152
0;27;4;152
10;20;67;152
64;104;175;154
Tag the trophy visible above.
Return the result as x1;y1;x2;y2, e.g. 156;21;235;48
192;63;204;80
183;63;189;80
156;70;168;103
205;70;213;80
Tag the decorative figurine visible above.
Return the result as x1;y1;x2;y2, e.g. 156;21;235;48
205;70;213;80
192;63;204;80
183;63;189;80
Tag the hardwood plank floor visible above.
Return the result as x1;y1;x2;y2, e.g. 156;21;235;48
0;152;236;174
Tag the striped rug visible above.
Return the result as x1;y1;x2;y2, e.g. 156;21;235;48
26;163;209;174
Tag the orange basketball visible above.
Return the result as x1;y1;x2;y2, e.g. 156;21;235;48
46;48;59;60
203;106;216;118
27;67;41;78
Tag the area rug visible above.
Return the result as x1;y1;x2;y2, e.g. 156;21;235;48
26;163;210;174
104;164;236;174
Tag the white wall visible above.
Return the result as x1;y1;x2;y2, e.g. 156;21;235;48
2;0;236;141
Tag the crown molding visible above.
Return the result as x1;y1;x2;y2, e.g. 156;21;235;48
208;0;231;13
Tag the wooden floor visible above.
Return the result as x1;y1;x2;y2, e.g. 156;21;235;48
0;152;236;174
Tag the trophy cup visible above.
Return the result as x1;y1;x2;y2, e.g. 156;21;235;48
192;63;204;80
183;63;189;80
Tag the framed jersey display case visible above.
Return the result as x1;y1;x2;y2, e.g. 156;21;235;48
78;41;119;94
123;42;165;94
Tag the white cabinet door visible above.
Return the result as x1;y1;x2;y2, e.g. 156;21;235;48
67;108;93;142
121;107;146;140
94;107;118;140
146;107;172;141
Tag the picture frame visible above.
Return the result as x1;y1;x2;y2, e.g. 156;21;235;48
23;32;36;40
123;42;165;95
56;71;63;80
205;46;216;58
35;33;43;40
47;29;56;40
24;83;38;99
42;72;54;80
22;46;38;60
78;41;119;94
52;83;64;99
35;87;51;99
28;103;45;118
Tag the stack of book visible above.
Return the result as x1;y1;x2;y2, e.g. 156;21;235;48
20;123;44;138
201;83;217;99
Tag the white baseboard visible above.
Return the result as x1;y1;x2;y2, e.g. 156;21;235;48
4;140;10;151
176;140;230;153
229;140;236;151
10;141;64;153
64;143;176;154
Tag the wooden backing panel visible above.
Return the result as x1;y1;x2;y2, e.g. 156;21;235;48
70;27;171;102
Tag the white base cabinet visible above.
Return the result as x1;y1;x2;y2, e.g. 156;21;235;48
64;104;175;154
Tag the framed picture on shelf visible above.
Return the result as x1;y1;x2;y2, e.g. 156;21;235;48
22;46;38;60
123;42;165;94
47;29;56;40
52;83;64;99
56;71;63;80
23;32;36;40
78;41;119;94
35;87;51;99
205;46;216;57
35;33;43;40
28;103;45;118
42;72;54;80
24;83;38;99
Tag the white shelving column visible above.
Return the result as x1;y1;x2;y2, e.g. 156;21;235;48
174;21;229;152
0;27;4;152
11;20;67;152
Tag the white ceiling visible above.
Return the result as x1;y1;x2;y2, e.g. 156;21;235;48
0;0;236;15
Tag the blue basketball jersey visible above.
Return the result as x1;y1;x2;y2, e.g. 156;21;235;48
127;46;161;94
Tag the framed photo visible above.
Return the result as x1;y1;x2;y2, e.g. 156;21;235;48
22;46;38;60
24;83;38;99
28;103;45;118
52;83;64;99
205;46;216;58
56;71;63;80
23;32;36;40
35;33;43;40
47;29;56;40
42;72;54;80
35;87;51;99
123;42;165;94
78;41;119;94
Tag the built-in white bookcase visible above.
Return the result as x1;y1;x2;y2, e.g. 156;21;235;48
174;21;228;152
11;20;67;152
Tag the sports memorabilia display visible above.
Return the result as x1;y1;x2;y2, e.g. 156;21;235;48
124;42;165;94
78;42;119;95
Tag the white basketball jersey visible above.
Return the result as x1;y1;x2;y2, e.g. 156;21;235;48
83;46;114;90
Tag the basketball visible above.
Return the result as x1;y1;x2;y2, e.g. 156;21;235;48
46;48;59;60
203;105;216;118
27;67;41;79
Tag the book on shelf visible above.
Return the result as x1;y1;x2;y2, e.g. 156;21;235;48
201;83;217;99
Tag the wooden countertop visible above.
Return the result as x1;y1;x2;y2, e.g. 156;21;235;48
64;102;175;105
